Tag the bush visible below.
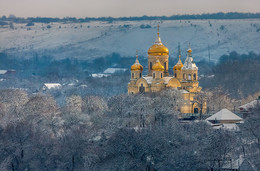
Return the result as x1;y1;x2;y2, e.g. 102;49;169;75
140;24;152;29
26;22;35;26
220;25;225;30
0;21;8;26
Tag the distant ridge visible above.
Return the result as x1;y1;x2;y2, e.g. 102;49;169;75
1;12;260;24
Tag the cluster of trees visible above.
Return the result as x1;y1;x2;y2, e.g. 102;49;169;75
0;52;132;97
200;52;260;99
0;88;259;170
1;12;260;25
0;52;132;79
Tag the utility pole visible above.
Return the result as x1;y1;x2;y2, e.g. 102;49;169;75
177;42;181;65
208;44;211;66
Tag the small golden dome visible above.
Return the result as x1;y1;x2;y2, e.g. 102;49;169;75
174;45;183;71
152;59;164;71
174;62;183;71
187;43;192;53
131;63;143;71
173;55;183;71
187;48;192;53
131;53;143;71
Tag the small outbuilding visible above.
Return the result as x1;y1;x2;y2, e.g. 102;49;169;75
41;83;62;92
239;159;257;171
239;97;260;117
206;108;243;124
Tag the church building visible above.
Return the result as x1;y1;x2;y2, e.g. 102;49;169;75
128;25;206;114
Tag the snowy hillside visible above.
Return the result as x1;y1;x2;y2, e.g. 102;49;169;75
0;19;259;62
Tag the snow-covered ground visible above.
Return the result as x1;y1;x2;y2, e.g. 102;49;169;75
0;19;259;62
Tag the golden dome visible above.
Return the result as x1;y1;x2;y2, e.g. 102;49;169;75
173;57;183;71
131;53;143;71
148;25;169;56
131;63;143;71
152;59;164;71
148;44;169;56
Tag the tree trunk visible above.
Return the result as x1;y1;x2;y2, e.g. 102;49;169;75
72;155;75;171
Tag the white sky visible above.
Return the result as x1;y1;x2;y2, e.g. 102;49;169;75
0;0;259;18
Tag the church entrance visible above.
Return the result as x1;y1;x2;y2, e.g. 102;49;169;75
139;84;145;94
194;108;199;114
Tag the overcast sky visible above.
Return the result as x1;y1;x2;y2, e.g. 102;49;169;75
0;0;259;18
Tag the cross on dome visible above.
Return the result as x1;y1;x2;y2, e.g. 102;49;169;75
155;24;162;45
178;42;181;58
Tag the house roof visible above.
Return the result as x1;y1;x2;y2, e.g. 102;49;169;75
104;68;127;74
206;108;243;121
0;70;7;74
239;159;257;171
43;83;62;89
239;100;260;111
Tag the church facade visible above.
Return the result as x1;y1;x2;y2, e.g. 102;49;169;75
128;26;206;114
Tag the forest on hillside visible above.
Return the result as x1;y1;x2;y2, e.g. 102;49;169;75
1;12;260;25
200;51;260;99
0;88;260;170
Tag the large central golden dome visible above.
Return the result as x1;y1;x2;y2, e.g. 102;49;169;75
148;43;169;56
148;26;169;56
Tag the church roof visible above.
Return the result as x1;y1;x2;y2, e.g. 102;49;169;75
143;76;153;84
163;77;173;84
206;108;243;121
182;47;198;70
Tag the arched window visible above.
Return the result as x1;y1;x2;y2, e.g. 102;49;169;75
175;73;177;77
161;73;163;78
150;62;152;70
188;74;191;80
193;73;196;80
131;73;134;79
183;73;186;80
153;73;155;79
140;73;142;78
164;62;166;72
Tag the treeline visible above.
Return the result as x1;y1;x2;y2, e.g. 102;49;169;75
1;12;260;25
1;51;260;99
0;52;132;79
200;51;260;99
0;88;259;170
0;52;140;97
